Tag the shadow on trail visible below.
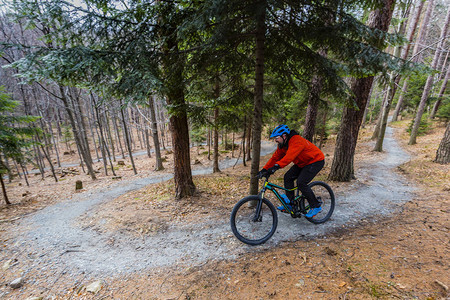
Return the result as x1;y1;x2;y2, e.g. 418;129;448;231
17;128;414;276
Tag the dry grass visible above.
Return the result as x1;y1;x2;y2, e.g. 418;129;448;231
392;119;449;192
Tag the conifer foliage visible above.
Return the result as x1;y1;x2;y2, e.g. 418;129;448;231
1;0;443;199
0;86;39;204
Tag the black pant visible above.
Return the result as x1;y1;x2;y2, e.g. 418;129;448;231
284;160;325;208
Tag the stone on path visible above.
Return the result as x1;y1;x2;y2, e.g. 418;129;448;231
86;280;103;294
10;277;24;289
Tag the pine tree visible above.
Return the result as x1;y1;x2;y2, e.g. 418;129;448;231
0;86;39;204
328;0;396;181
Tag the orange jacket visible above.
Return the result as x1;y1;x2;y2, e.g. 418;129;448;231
263;134;324;169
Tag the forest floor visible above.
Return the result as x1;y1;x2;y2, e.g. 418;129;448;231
0;119;449;299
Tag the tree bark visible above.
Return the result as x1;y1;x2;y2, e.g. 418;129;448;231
242;116;247;167
92;95;116;176
70;87;95;172
104;106;116;162
112;105;125;159
148;96;164;170
249;0;266;195
160;3;195;198
435;122;450;164
430;66;449;119
213;107;220;173
0;174;10;205
361;77;376;128
120;100;138;174
328;0;395;181
59;86;97;180
213;78;221;173
245;114;252;161
303;73;324;142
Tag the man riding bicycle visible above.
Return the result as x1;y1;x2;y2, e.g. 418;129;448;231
258;124;325;218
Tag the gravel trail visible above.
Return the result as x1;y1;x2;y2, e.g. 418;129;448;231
16;126;414;276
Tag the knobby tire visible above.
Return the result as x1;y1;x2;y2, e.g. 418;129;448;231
302;181;335;224
230;195;278;246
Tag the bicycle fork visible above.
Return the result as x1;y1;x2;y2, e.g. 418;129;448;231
253;197;264;222
253;183;268;222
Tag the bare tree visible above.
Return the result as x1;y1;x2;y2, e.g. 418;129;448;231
373;3;412;151
148;96;164;171
392;0;428;121
429;66;449;119
409;6;449;145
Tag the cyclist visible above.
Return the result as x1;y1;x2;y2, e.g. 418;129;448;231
257;124;325;218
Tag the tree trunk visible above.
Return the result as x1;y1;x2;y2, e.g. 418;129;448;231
38;141;58;182
361;77;377;128
104;107;116;162
232;132;235;158
303;73;324;142
409;5;449;145
412;0;435;63
120;100;138;174
0;174;10;205
374;5;409;151
213;106;220;173
207;122;211;161
371;90;388;140
160;3;195;198
112;105;125;159
33;142;45;179
373;74;399;151
318;108;328;149
373;3;411;146
47;119;61;167
59;86;97;180
392;0;426;122
303;0;332;141
242;116;247;167
430;66;449;119
249;0;266;195
245;116;252;161
70;87;95;172
435;122;450;164
329;77;375;181
88;96;101;162
213;78;221;173
20;163;30;187
328;0;395;181
148;96;164;170
93;96;116;176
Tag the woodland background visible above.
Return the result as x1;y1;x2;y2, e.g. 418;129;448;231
0;0;449;201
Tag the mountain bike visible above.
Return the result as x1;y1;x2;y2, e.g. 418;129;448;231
230;175;335;245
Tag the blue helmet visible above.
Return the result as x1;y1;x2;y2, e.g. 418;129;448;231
270;124;290;138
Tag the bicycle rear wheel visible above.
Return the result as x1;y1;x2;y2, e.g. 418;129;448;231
301;181;335;224
230;195;278;245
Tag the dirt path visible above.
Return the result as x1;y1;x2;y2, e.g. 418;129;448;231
11;125;415;281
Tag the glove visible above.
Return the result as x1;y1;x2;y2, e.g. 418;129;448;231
257;168;268;179
267;164;280;174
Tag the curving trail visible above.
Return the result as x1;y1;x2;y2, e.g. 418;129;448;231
16;126;414;276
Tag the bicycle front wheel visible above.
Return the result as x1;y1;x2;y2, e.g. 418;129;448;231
230;195;278;246
301;181;335;224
